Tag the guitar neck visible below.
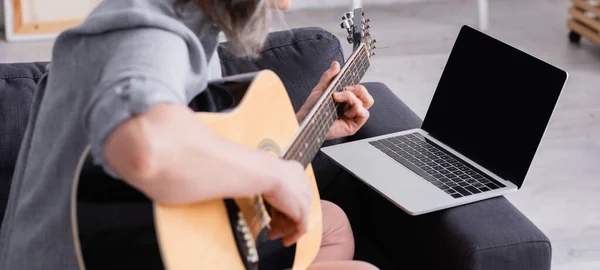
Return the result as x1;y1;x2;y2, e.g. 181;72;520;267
283;43;371;167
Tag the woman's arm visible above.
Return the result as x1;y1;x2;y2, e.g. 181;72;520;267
104;103;286;205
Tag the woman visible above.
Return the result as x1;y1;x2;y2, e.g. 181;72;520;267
0;0;377;269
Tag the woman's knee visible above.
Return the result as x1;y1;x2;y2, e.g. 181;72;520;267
318;200;354;260
321;200;352;232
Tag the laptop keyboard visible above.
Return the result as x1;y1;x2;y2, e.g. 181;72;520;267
369;132;505;199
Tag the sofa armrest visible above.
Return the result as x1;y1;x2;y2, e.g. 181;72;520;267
362;187;552;270
317;82;552;270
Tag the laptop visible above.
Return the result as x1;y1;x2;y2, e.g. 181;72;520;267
320;25;568;215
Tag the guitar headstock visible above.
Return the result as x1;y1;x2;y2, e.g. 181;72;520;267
341;8;376;57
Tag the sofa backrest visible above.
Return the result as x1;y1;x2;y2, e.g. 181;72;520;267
0;27;344;226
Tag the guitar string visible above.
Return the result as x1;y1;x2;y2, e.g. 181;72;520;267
292;49;369;167
246;48;369;234
305;50;369;162
287;48;369;165
285;47;369;162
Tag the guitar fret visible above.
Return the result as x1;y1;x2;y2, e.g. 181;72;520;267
284;45;371;167
301;104;326;166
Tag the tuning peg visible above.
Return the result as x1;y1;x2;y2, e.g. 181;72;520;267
366;18;371;23
342;11;354;20
371;51;377;56
347;36;354;44
341;19;353;29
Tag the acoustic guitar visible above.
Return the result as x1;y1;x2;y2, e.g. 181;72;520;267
70;8;376;270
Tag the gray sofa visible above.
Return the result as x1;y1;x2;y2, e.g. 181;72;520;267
0;27;551;269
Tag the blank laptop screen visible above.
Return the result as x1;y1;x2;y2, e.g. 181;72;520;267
421;26;567;188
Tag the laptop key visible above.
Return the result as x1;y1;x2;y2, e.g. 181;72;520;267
434;182;447;189
479;187;491;192
484;182;500;190
465;186;481;194
437;161;450;167
452;186;471;196
474;175;486;181
451;193;463;198
449;176;461;181
369;141;383;146
438;169;450;175
429;178;442;185
442;185;453;191
381;140;395;148
432;173;444;179
420;157;432;162
489;179;507;188
439;177;451;183
391;155;404;162
388;137;403;144
418;157;430;162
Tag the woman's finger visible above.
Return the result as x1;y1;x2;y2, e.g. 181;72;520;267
333;90;363;108
349;85;374;109
268;216;295;239
314;61;341;92
344;101;362;118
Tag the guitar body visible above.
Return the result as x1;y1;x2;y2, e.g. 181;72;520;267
153;70;323;270
71;70;322;270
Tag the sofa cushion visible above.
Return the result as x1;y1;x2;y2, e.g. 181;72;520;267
0;62;48;223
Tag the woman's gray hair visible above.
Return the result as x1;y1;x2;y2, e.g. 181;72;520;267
177;0;272;58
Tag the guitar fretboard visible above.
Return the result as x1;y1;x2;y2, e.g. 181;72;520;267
284;44;371;167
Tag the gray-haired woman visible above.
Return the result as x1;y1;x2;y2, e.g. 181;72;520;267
0;1;376;269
